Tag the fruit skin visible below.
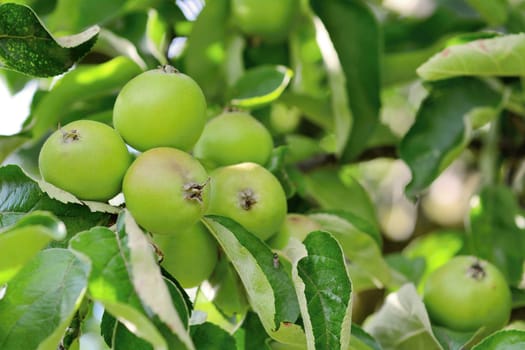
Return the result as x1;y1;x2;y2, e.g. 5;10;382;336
231;0;298;42
123;147;209;235
423;256;511;332
207;162;287;241
193;111;273;167
113;67;207;152
38;120;131;201
154;222;218;288
268;214;321;249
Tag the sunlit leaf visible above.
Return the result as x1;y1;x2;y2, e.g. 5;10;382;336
230;65;293;109
364;284;442;350
418;34;525;81
0;211;65;285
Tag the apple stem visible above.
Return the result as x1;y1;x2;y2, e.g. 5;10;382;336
159;64;179;74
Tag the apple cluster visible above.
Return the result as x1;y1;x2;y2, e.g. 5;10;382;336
38;66;288;288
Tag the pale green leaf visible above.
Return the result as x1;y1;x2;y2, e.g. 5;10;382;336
0;249;89;350
0;211;65;284
417;34;525;81
364;284;443;350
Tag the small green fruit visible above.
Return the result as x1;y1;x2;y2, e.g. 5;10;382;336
423;256;511;332
154;222;218;288
207;162;287;241
38;120;131;201
193;111;273;167
123;147;209;235
113;66;207;152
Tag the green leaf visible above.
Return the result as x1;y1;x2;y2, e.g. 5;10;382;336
202;216;304;346
467;185;525;285
385;254;426;287
184;0;230;102
242;312;272;350
190;322;237;350
350;324;382;350
400;78;500;197
0;248;89;350
0;3;98;77
432;326;477;350
0;134;30;164
230;65;293;109
69;226;169;350
119;212;194;349
302;167;379;230
289;232;352;350
308;212;401;291
466;0;508;26
0;164;112;237
417;34;525;81
146;8;169;65
472;329;525;350
364;284;443;350
23;55;141;141
0;211;65;285
310;0;381;161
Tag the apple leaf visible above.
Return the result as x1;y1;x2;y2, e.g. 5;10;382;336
472;329;525;350
202;215;305;346
0;164;112;237
350;324;382;350
119;212;195;349
364;284;443;350
302;167;378;231
69;225;191;350
308;211;403;291
0;3;98;77
230;65;293;109
467;185;525;286
288;231;352;350
0;249;89;350
310;0;381;161
432;326;477;350
184;0;230;102
417;34;525;81
400;78;500;198
190;322;237;350
0;211;65;285
23;56;141;140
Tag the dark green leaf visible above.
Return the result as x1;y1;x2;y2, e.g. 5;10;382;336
400;78;500;197
472;329;525;350
242;312;272;350
385;254;426;286
230;65;293;109
0;248;89;350
190;322;237;350
310;0;381;161
418;34;525;81
0;3;98;77
293;231;352;350
0;211;65;284
350;324;382;350
266;146;296;198
467;185;525;285
202;216;305;346
0;164;112;238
